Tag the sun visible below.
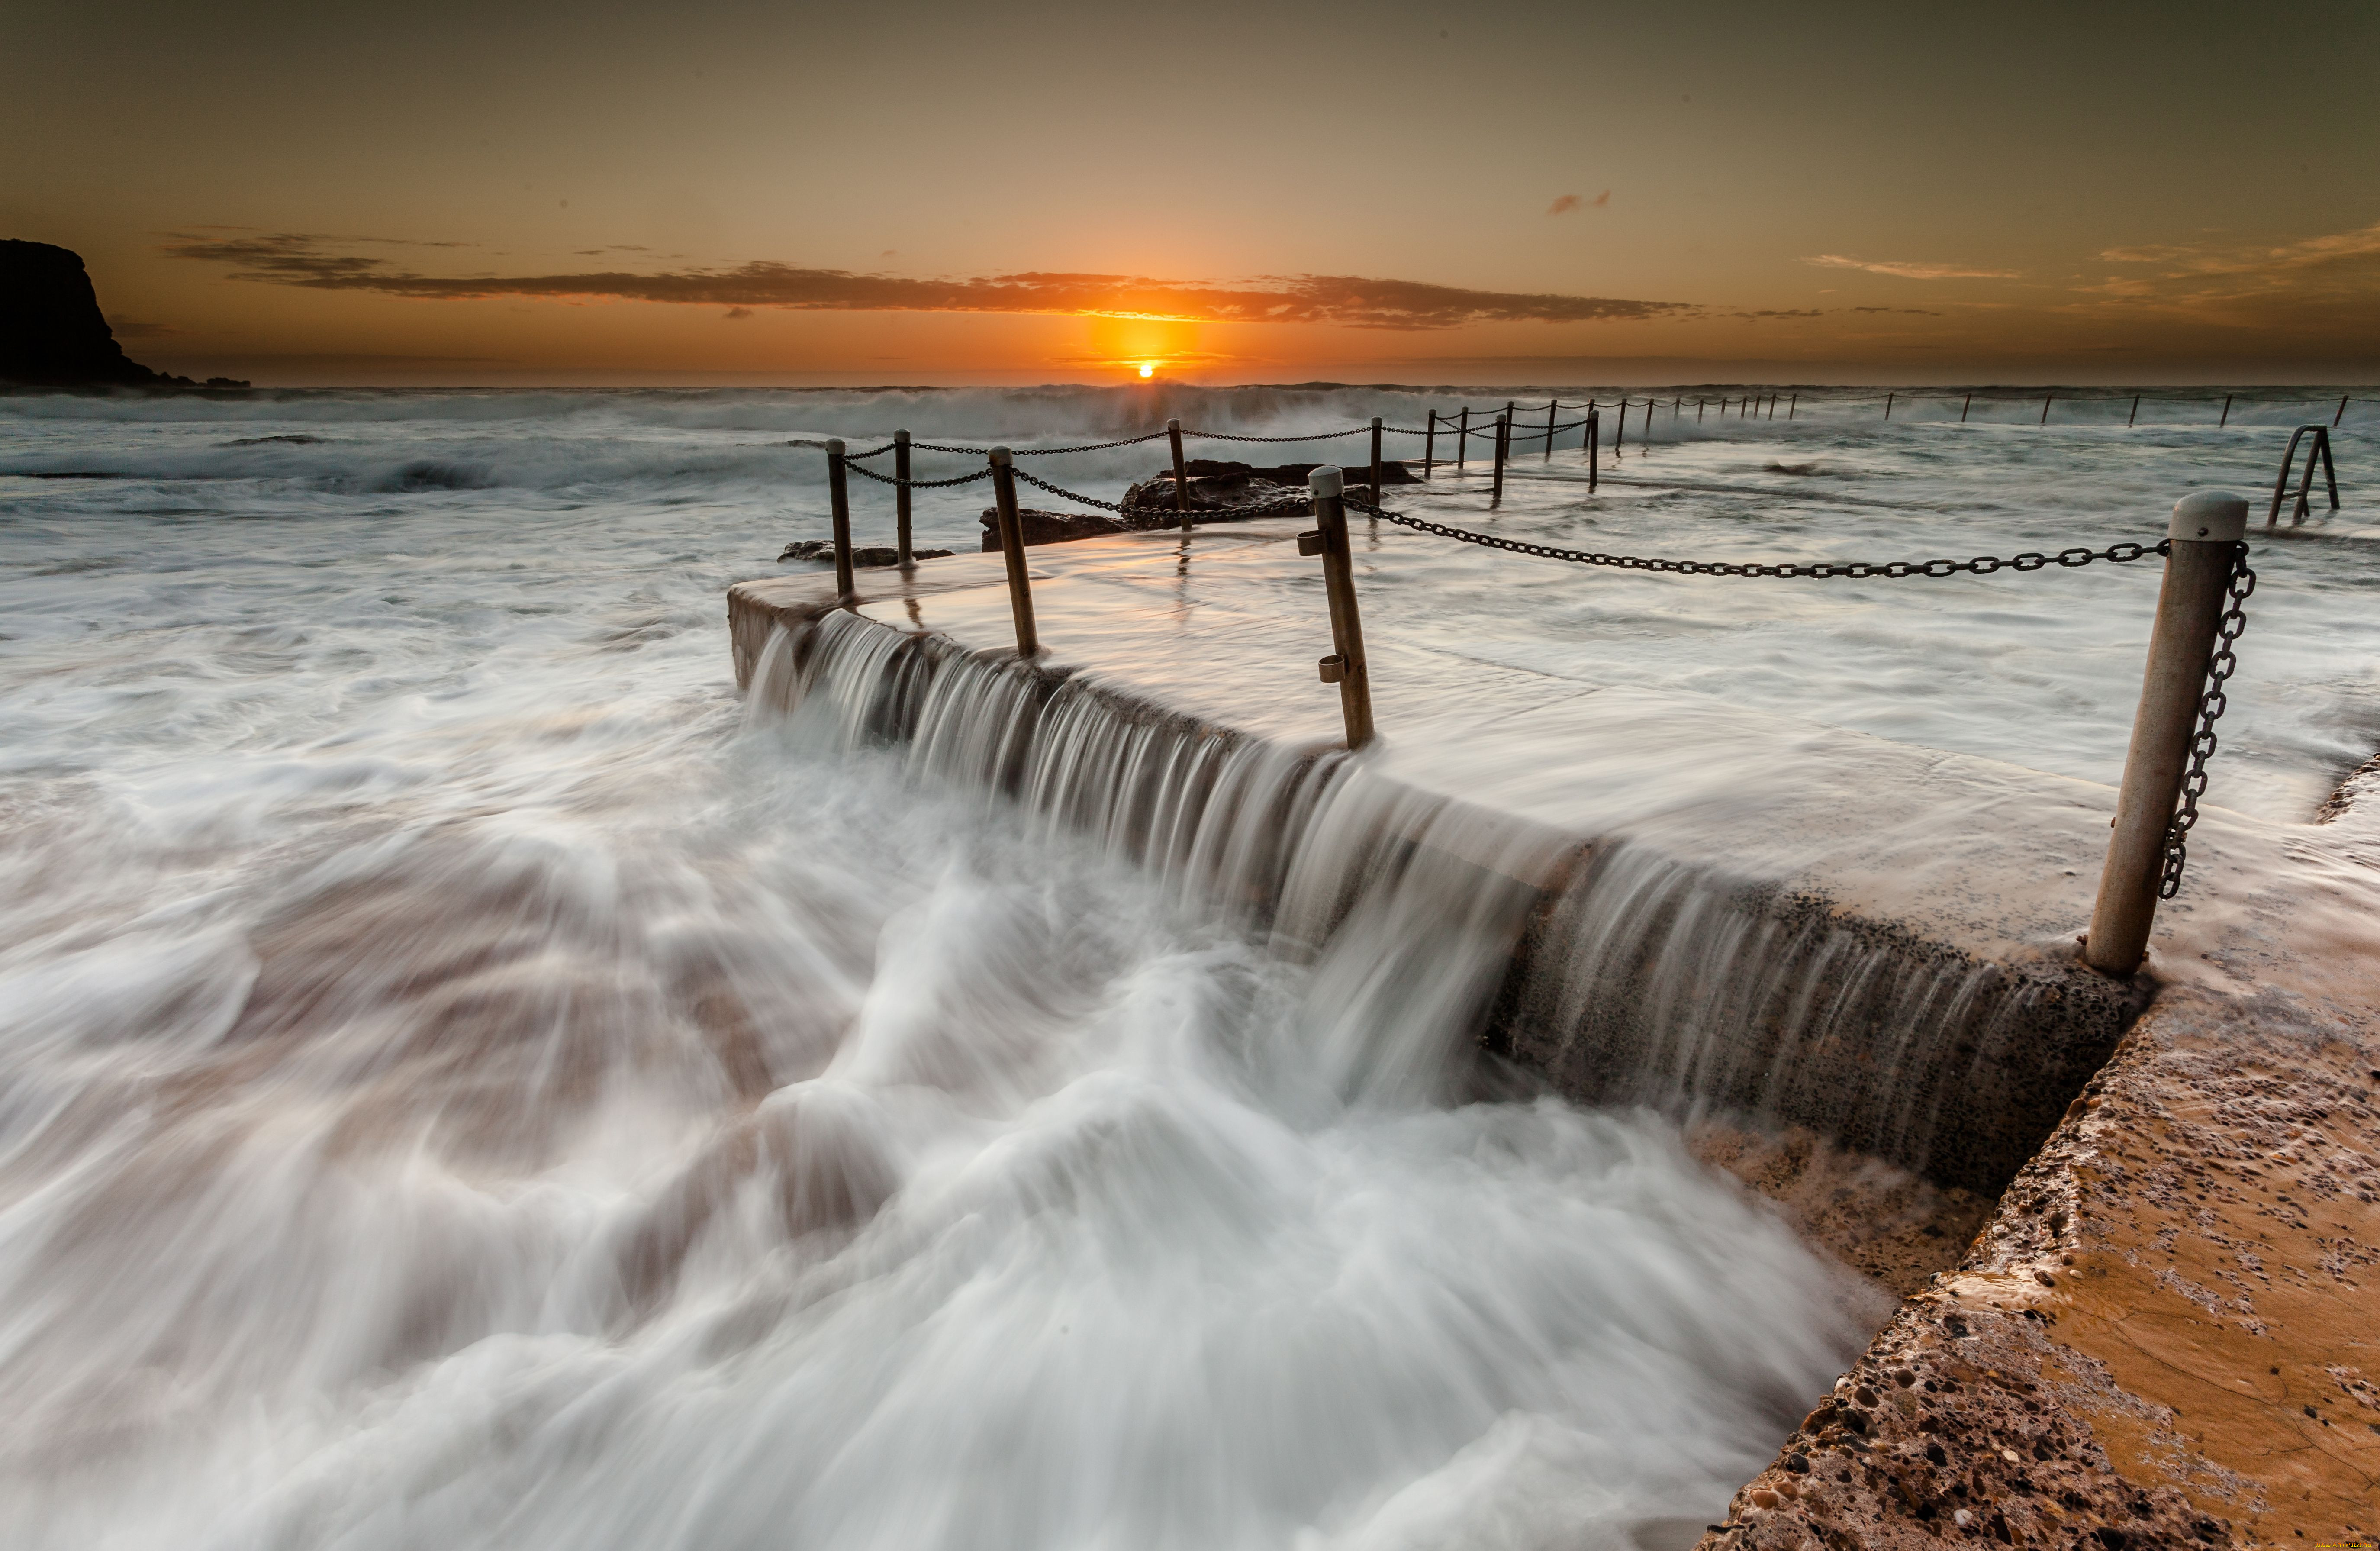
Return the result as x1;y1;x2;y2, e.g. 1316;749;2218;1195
1138;362;1155;378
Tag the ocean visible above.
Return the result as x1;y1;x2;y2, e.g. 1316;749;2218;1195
0;383;2369;1549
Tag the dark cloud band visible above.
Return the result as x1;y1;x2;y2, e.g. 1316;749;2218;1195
161;233;1691;331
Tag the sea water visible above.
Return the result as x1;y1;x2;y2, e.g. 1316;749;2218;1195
0;383;2370;1549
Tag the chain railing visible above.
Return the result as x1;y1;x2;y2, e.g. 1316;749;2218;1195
788;419;2267;947
844;460;994;489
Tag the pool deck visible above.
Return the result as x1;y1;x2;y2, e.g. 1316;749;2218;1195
730;525;2380;1547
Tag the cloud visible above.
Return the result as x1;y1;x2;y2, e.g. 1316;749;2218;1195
106;316;177;338
723;306;754;320
160;233;1693;330
1803;254;2021;280
1546;191;1610;216
1850;306;1943;316
2054;219;2380;346
2096;219;2380;276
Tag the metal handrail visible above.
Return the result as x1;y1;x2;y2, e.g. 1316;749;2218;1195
2266;425;2341;528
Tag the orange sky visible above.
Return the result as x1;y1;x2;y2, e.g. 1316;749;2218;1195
6;0;2377;385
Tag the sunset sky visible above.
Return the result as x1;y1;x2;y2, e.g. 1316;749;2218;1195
6;0;2377;386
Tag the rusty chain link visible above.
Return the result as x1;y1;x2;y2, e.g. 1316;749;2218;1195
908;431;1173;456
1341;494;2167;580
1184;426;1371;444
2158;545;2257;899
842;461;995;490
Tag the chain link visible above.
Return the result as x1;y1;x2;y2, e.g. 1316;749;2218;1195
837;440;901;461
843;461;995;490
904;431;1173;456
1184;426;1372;444
1342;494;2167;580
2158;545;2257;899
1343;491;2251;895
1007;465;1313;521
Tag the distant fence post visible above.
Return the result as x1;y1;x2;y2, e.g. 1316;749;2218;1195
1300;467;1374;748
2083;490;2249;976
2220;393;2233;429
1615;399;1627;453
894;429;913;568
1788;393;1797;421
1586;411;1599;491
1167;417;1192;530
1456;406;1470;472
1697;398;1706;423
985;447;1040;657
2338;395;2351;428
1491;411;1510;504
1961;393;1972;423
1885;391;1894;421
1423;411;1437;475
1544;397;1559;458
825;438;855;600
1369;416;1384;516
2128;396;2140;429
2041;392;2053;426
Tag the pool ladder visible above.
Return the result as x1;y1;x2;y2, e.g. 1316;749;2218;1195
2266;425;2340;527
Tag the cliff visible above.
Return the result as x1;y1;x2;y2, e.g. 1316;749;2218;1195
0;239;234;389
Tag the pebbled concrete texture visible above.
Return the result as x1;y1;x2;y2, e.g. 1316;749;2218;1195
733;527;2380;1549
1700;835;2380;1547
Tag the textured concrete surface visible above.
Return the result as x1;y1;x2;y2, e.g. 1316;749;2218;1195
1700;788;2380;1549
732;527;2380;1548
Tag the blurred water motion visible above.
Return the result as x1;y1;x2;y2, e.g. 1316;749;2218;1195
3;383;2370;1548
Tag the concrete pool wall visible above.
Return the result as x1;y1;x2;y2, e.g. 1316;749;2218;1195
729;525;2380;1545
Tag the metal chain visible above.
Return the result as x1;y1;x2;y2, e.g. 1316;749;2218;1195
837;440;901;461
905;431;1172;456
1185;426;1372;444
1342;494;2167;580
2158;545;2257;899
843;461;994;489
1007;465;1311;520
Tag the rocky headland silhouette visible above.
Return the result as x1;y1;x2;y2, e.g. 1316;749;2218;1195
1;239;245;390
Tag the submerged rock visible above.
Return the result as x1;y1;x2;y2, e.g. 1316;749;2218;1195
1120;458;1414;524
976;508;1127;549
961;461;1414;548
778;541;954;566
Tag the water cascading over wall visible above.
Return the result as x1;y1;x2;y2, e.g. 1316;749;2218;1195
741;606;2140;1193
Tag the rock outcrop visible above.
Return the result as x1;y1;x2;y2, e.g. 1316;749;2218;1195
779;541;954;566
977;509;1127;549
963;461;1417;551
1120;458;1414;524
0;240;241;389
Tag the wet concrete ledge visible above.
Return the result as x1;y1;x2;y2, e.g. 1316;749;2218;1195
727;525;2380;1546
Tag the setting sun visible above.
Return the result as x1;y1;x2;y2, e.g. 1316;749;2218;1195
1137;362;1155;378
